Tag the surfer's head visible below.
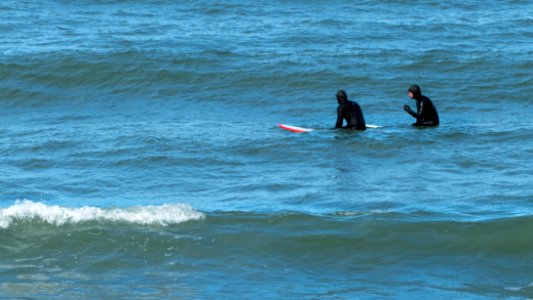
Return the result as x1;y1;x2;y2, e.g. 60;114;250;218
336;90;348;104
408;85;422;99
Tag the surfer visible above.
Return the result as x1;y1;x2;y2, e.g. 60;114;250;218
335;90;366;130
403;85;439;126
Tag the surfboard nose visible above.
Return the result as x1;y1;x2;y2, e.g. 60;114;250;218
278;124;314;133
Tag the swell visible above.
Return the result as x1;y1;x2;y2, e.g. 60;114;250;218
206;212;533;256
1;209;532;300
2;41;531;109
0;50;335;108
2;205;532;257
0;51;202;107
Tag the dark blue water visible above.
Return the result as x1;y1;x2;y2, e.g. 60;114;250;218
1;1;532;298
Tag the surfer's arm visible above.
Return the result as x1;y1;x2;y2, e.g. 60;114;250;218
335;105;344;128
417;101;425;119
404;104;421;119
415;102;427;124
335;107;344;128
404;105;417;118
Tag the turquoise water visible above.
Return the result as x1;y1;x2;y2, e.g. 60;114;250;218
1;1;532;298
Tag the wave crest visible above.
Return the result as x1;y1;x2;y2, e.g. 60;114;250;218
0;200;205;228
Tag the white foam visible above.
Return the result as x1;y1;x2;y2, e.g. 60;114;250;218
0;200;205;228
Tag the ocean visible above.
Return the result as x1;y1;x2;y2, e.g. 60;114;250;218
1;0;532;298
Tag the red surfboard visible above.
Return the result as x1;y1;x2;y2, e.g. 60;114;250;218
278;123;381;133
278;124;314;133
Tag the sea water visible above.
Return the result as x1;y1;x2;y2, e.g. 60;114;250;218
1;1;532;298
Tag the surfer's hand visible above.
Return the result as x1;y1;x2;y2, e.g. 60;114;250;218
403;105;412;113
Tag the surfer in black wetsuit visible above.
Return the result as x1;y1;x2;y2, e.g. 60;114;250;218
403;85;439;126
335;90;366;130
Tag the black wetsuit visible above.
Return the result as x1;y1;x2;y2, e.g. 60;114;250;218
405;87;439;126
336;100;366;130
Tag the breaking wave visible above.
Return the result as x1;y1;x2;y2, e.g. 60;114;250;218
0;200;205;228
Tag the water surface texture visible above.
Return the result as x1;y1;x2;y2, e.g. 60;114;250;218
1;1;532;298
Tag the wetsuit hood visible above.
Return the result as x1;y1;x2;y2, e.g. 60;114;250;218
408;85;422;100
336;90;348;104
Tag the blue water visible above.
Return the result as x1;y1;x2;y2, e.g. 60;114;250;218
1;1;532;299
